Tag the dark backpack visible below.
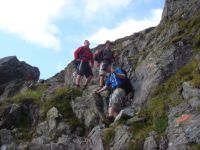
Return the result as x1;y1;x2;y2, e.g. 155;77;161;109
94;52;103;63
119;69;134;95
94;49;112;63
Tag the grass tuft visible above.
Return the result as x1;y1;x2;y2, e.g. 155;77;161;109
103;128;115;147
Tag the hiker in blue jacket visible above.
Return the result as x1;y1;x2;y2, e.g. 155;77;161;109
95;64;127;123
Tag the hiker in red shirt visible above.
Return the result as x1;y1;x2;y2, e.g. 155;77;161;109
74;40;94;89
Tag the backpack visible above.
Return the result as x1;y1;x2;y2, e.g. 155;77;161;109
119;69;134;95
94;52;103;63
94;48;112;63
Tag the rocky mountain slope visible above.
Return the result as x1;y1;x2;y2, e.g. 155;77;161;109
0;0;200;149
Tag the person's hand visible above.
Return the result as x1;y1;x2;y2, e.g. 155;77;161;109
94;90;100;95
95;88;99;93
92;91;101;97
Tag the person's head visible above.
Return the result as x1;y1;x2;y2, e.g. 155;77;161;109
84;40;90;48
105;40;113;48
107;63;117;73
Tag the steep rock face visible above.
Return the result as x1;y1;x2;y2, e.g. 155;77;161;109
161;0;199;22
111;0;199;107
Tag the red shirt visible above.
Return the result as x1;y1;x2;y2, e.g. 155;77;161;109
74;46;94;65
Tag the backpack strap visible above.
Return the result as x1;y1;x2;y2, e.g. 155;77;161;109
79;47;86;60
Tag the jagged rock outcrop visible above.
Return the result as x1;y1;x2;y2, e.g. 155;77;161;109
0;56;40;101
0;56;39;85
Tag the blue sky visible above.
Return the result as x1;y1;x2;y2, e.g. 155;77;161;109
0;0;165;79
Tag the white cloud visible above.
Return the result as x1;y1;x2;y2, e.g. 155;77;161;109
83;0;132;18
89;8;163;44
19;58;25;62
61;0;133;20
0;0;70;51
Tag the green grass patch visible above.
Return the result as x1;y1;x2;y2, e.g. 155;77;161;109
197;106;200;113
154;114;168;133
127;108;167;149
42;87;82;117
11;89;41;104
128;124;153;150
11;83;50;104
177;9;200;50
193;33;200;48
127;109;154;150
153;60;199;96
31;83;50;93
103;128;115;147
148;97;180;118
189;143;200;150
42;87;84;131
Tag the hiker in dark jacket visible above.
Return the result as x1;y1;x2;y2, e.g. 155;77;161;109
94;40;113;89
95;64;126;123
74;40;94;89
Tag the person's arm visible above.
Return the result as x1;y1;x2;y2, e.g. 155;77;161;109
90;50;94;67
95;85;108;93
114;68;126;79
74;47;81;60
96;75;111;93
115;73;126;79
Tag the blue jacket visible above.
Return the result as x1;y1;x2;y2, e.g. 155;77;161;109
105;68;125;89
